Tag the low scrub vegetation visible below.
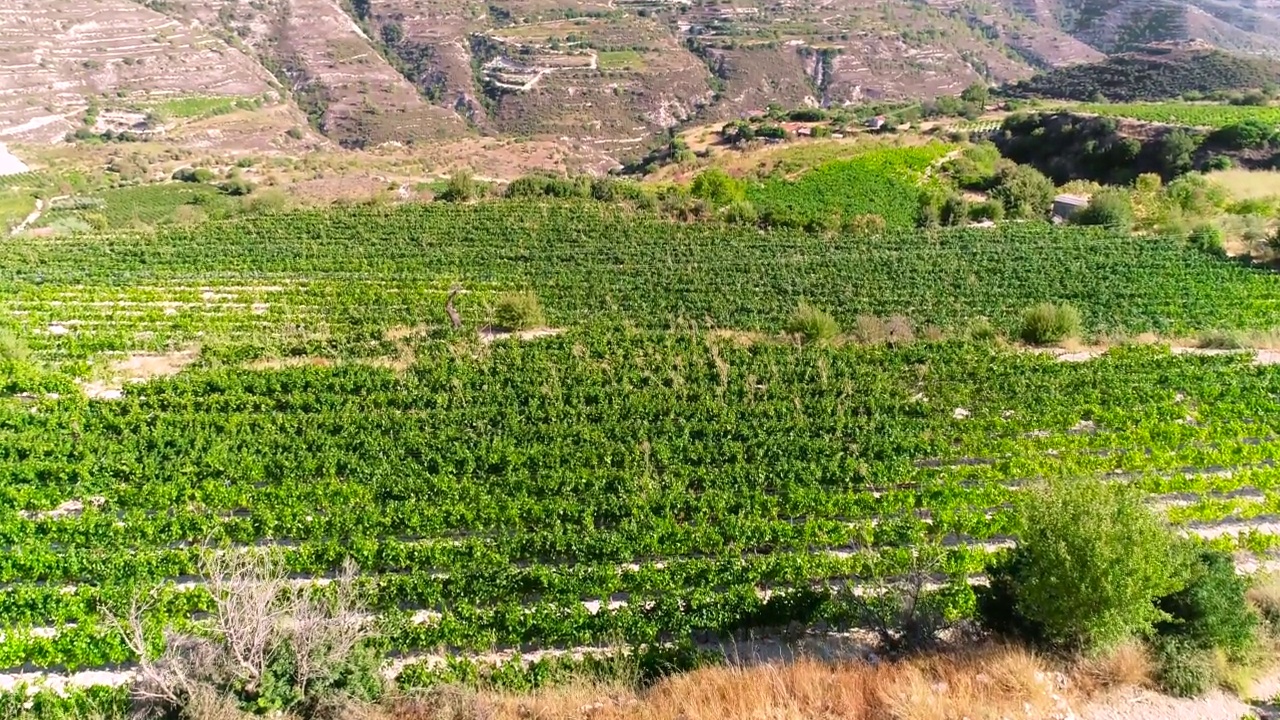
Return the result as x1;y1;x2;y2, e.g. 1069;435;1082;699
493;291;546;330
785;303;840;343
1019;303;1082;345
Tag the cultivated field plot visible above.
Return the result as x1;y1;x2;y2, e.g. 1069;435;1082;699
5;202;1280;706
1073;102;1280;127
5;203;1280;365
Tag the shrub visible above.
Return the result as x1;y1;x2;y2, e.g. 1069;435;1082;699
845;213;887;234
1205;155;1233;171
786;303;840;343
1247;574;1280;638
493;291;546;330
437;171;478;202
1018;303;1082;345
722;200;758;225
1188;223;1225;257
220;177;255;196
1071;189;1134;230
965;316;999;343
0;328;30;364
990;163;1055;219
1160;130;1201;178
968;199;1004;222
1210;119;1276;150
173;167;215;184
1153;637;1216;697
978;477;1188;652
940;194;969;226
114;551;383;718
1156;547;1258;658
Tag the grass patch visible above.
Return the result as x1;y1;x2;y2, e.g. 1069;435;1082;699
1209;169;1280;201
597;50;644;70
1196;328;1249;349
785;303;840;343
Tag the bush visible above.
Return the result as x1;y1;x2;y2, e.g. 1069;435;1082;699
786;303;840;343
1155;548;1258;657
990;163;1055;219
220;177;255;196
437;171;478;202
965;316;999;343
979;477;1188;652
1196;329;1247;349
1071;189;1133;230
1205;155;1233;171
1188;223;1225;257
722;199;758;225
940;194;969;226
118;551;383;718
1160;130;1201;178
690;169;745;206
173;167;215;184
493;291;546;330
1018;302;1082;345
968;199;1004;223
1153;637;1216;697
1210;119;1276;150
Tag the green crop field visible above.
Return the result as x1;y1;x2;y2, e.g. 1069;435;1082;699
746;145;953;228
1074;102;1280;128
4;199;1280;712
35;183;242;231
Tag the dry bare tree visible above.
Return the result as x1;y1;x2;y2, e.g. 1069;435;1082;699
109;549;376;720
445;286;463;330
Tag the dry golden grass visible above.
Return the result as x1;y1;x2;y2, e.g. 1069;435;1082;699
1209;169;1280;201
380;645;1088;720
1072;641;1154;696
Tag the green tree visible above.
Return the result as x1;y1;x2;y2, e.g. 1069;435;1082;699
1160;129;1201;178
1072;188;1134;230
980;477;1189;652
990;164;1055;219
960;82;990;107
689;168;745;206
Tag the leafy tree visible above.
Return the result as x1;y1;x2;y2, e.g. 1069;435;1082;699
960;82;990;107
690;168;745;206
979;477;1189;652
1072;188;1134;230
990;163;1055;219
1160;129;1201;178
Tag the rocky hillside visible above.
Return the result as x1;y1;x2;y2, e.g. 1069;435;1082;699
3;0;1280;151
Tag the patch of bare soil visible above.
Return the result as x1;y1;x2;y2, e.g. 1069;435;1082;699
80;348;199;399
1079;668;1280;720
246;356;334;370
479;327;565;344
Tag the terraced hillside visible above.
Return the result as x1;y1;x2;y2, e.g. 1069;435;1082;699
5;202;1280;710
0;0;275;143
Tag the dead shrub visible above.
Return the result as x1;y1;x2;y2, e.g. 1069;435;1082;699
852;315;888;345
110;549;382;719
884;316;916;346
1072;641;1153;696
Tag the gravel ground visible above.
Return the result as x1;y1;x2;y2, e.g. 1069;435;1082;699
1078;669;1280;720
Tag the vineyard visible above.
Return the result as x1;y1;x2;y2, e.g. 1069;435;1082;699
5;201;1278;368
5;200;1280;711
745;145;952;228
34;184;241;231
1074;102;1280;128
